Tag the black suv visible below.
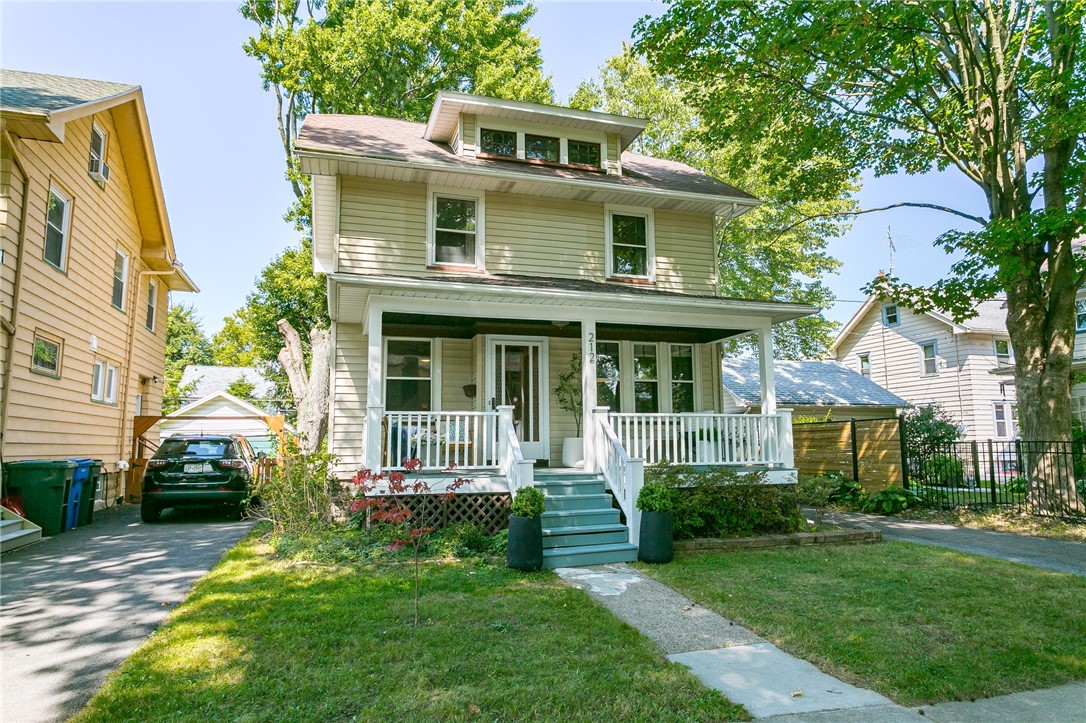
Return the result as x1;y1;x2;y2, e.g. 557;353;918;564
141;434;256;523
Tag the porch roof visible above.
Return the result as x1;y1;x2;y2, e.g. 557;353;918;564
329;271;818;336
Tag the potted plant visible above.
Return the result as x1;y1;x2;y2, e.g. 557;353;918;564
507;487;546;571
636;482;674;563
554;351;584;467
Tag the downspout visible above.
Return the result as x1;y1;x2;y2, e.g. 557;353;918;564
0;132;31;468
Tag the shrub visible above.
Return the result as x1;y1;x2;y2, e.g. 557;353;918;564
862;486;921;515
1007;476;1028;495
254;444;340;533
796;473;841;524
828;478;868;508
511;487;545;518
925;455;965;486
902;404;964;459
646;462;802;539
637;482;674;512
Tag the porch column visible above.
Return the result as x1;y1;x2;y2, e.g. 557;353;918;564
757;324;777;415
364;303;384;471
581;318;598;472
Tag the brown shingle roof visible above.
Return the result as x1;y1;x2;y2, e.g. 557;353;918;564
295;114;756;201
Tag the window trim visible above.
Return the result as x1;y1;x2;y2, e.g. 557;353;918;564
89;121;108;180
918;339;938;376
44;184;73;272
426;187;485;271
993;401;1019;439
111;247;129;311
91;358;120;404
994;339;1012;366
383;337;438;412
882;303;900;327
145;280;158;333
1076;299;1086;332
605;205;656;282
632;341;660;414
31;330;63;378
858;352;871;378
668;343;698;413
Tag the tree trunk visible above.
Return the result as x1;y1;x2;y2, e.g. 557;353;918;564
277;318;331;455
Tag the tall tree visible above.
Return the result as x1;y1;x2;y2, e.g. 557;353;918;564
569;51;855;358
638;0;1085;513
241;0;553;229
163;303;213;413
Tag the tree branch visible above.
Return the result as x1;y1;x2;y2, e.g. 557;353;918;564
770;202;988;245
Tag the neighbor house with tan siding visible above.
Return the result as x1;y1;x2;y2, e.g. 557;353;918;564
831;296;1017;441
1;70;197;504
296;91;813;567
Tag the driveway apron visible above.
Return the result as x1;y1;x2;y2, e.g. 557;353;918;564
823;510;1086;576
1;504;254;723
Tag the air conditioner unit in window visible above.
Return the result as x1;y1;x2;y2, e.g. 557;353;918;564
89;158;110;183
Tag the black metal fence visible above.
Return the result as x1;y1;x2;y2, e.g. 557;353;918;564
907;440;1086;518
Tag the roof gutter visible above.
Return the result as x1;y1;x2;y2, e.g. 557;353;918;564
296;147;762;217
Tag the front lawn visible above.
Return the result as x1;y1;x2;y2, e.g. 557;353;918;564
638;542;1086;706
74;533;746;722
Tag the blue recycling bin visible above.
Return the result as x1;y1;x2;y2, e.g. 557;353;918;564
65;458;95;530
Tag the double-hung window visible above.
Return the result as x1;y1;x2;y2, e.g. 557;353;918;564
1077;299;1086;332
994;339;1012;366
919;341;938;376
606;206;654;280
994;402;1018;438
429;190;483;269
596;341;621;412
633;343;659;413
89;122;108;181
91;359;119;403
882;304;900;326
111;248;129;310
32;332;62;377
858;353;871;378
670;344;695;413
145;280;158;332
45;186;71;270
386;339;432;411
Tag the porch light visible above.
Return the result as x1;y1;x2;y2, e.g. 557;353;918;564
551;320;569;328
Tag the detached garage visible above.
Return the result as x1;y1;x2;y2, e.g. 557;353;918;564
158;392;294;456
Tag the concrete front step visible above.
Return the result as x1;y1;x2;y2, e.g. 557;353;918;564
0;513;42;553
542;542;638;569
543;493;614;512
542;508;621;528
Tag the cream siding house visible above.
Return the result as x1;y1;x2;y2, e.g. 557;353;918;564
298;92;813;567
0;70;197;503
831;296;1017;441
1072;288;1086;425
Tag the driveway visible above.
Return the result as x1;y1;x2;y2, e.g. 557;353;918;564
825;510;1086;576
1;503;255;722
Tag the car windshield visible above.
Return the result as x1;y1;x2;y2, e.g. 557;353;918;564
158;439;234;458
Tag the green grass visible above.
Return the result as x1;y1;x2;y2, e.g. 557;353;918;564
74;533;746;722
637;542;1086;706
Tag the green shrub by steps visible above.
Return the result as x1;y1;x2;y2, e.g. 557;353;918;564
646;462;802;538
510;487;545;518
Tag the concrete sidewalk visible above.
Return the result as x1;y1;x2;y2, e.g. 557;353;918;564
823;510;1086;576
557;563;1086;721
1;503;254;722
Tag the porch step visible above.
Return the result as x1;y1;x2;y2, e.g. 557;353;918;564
0;509;42;553
542;542;638;569
543;523;630;549
542;493;614;512
537;480;607;496
541;508;621;528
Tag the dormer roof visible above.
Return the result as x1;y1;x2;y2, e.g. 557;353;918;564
424;90;648;151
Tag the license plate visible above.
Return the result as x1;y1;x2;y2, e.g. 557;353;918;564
184;462;211;474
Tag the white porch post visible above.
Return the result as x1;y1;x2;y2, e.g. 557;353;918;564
581;318;598;472
364;303;384;471
776;408;794;469
757;324;777;415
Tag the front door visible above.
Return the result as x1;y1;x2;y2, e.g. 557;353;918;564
486;336;549;461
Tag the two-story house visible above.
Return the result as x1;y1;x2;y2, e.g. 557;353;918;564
1;70;197;504
831;295;1017;441
297;92;812;566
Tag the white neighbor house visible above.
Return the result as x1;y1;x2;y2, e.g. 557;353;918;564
832;296;1018;441
296;92;813;566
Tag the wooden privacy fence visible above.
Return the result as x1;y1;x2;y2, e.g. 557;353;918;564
792;417;906;491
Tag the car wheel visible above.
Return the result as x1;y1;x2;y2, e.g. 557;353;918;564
141;502;161;524
228;503;245;521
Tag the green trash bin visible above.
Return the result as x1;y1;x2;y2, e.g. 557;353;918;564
1;460;76;537
76;460;103;527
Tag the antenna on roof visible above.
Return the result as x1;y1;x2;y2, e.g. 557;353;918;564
886;226;896;274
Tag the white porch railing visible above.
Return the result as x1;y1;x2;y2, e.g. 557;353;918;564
382;411;498;471
609;412;785;467
496;405;534;495
595;408;644;547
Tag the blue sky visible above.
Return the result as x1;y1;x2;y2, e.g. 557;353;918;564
2;1;985;339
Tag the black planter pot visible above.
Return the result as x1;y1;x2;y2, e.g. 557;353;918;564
507;515;543;571
638;510;673;563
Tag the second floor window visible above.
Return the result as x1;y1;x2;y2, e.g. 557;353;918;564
596;341;621;412
431;194;481;268
1077;299;1086;332
32;332;62;377
480;128;516;158
386;339;432;411
882;304;900;326
145;280;158;332
607;208;654;280
45;186;71;270
995;339;1012;365
567;140;600;167
919;341;938;375
89;122;108;181
112;248;129;310
524;134;559;163
859;353;871;378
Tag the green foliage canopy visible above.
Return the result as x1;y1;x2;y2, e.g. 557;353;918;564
163;303;212;413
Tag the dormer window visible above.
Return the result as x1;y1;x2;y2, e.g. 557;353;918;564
525;134;559;163
568;140;601;167
480;128;516;158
